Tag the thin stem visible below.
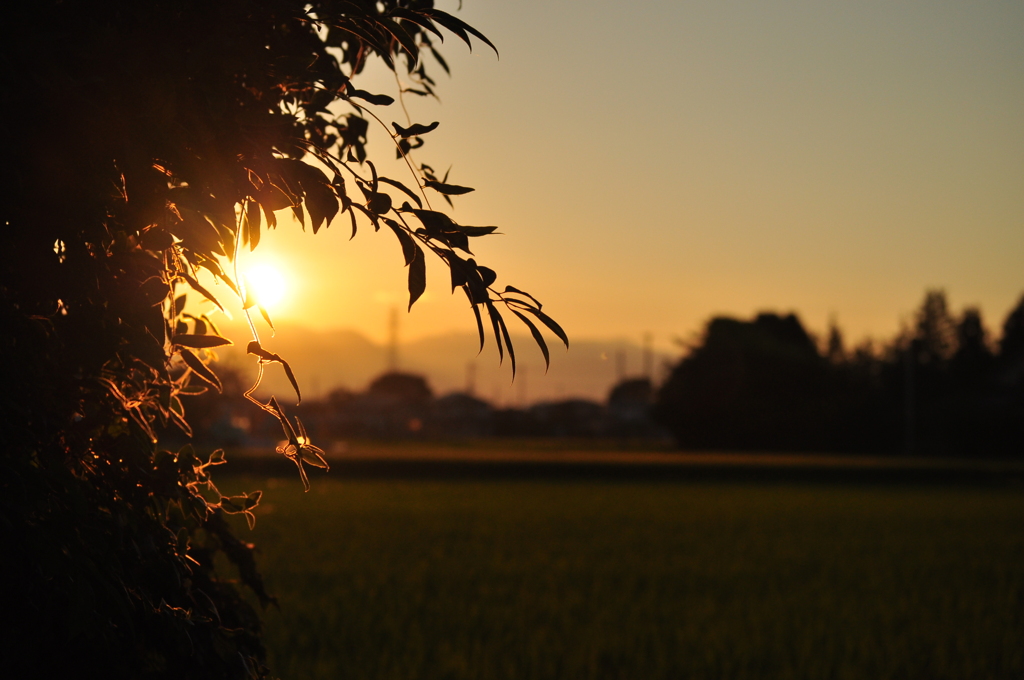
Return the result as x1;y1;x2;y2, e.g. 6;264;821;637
351;102;433;210
393;70;413;126
301;139;369;185
234;202;260;347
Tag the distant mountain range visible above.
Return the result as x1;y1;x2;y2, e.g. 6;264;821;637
215;321;673;405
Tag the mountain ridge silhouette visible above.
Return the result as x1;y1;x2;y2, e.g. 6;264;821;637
216;320;669;405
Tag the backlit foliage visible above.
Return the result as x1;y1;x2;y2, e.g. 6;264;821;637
0;1;563;677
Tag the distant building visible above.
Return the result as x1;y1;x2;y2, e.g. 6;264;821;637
528;399;607;437
428;392;494;438
606;377;660;437
367;372;433;405
314;372;435;438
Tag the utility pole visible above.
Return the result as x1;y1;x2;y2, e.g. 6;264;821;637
386;305;398;372
642;332;653;381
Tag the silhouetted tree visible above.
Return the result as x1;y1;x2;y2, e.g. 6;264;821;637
654;313;840;451
950;308;995;388
825;318;846;364
994;295;1024;453
912;289;957;367
655;293;1022;457
1001;294;1024;368
0;2;564;678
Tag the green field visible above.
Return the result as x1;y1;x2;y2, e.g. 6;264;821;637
222;476;1024;679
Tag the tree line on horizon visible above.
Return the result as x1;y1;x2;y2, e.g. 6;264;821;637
652;290;1024;456
181;289;1023;456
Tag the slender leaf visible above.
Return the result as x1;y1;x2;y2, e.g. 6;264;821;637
511;308;550;370
495;306;516;377
367;160;379;191
470;299;485;353
281;358;301;404
180;349;222;392
242;282;257;310
269;396;296;439
424;179;474;195
392;121;439;138
458;225;497;236
299;445;329;469
459;283;485;351
246;340;275;362
378;177;422;207
219;494;253;514
378;18;419;62
447;252;469;290
258;304;275;332
384;218;417;266
429;46;450;75
180;270;223;310
389;8;445;41
347;89;394;106
423;9;499;56
485;301;504;364
172;334;232;349
245;200;261;251
407;244;426;310
193;318;215;340
524;307;569;349
504;285;542;309
406;208;457;236
262;203;278;229
252;347;301;404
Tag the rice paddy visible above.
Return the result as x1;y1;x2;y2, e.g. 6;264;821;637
221;473;1024;679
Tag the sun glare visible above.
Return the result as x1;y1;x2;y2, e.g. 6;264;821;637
245;262;287;310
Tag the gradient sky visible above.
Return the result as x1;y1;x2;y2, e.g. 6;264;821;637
228;0;1023;362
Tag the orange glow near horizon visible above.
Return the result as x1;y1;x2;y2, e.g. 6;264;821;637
191;1;1023;358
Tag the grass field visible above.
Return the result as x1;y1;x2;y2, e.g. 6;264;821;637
221;475;1024;679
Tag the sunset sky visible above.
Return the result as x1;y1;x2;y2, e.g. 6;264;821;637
225;0;1023;365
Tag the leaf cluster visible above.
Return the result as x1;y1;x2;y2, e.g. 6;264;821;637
0;1;562;678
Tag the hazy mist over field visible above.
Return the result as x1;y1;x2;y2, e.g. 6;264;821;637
217;319;671;404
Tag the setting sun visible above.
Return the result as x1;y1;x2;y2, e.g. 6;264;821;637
245;262;287;310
